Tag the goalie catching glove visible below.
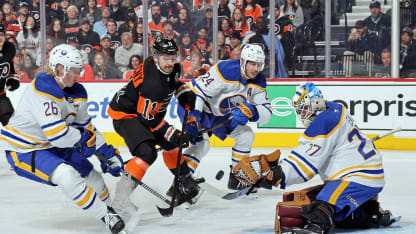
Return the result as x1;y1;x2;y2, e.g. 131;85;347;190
233;149;283;189
97;144;124;177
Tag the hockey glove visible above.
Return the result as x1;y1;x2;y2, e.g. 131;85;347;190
74;127;96;158
233;149;282;189
97;144;124;177
165;126;191;148
175;83;196;111
5;74;20;91
230;101;259;129
185;110;202;139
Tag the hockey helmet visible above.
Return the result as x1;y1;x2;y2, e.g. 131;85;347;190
48;44;84;86
292;82;325;127
240;44;265;78
152;37;178;55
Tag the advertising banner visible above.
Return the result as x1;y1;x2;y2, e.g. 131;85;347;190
7;81;416;138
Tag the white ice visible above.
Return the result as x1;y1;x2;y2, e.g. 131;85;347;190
0;148;414;234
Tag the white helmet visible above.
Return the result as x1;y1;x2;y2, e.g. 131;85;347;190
48;44;84;85
240;44;265;78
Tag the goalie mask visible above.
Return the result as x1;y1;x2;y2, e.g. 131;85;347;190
292;82;325;127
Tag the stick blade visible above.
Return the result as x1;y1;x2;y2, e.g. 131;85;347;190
157;205;173;217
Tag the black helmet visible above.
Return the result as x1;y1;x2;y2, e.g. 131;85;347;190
152;37;178;55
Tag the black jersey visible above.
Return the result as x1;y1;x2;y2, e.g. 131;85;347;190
108;56;183;129
0;41;16;93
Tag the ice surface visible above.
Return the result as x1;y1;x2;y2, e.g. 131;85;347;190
0;148;414;234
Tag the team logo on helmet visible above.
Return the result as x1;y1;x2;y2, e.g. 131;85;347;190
61;50;68;56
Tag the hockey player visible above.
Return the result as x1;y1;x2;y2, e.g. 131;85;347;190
232;82;397;233
0;44;126;234
177;43;272;190
0;24;20;126
107;37;198;211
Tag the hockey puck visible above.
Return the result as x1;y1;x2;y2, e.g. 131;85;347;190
215;170;224;180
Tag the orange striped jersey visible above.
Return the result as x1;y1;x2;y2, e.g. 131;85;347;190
108;57;185;129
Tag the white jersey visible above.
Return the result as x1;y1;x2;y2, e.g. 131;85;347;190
280;101;385;188
188;59;272;124
0;73;106;153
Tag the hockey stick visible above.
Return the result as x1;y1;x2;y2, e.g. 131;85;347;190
157;107;190;217
371;127;402;142
197;117;233;135
95;152;172;205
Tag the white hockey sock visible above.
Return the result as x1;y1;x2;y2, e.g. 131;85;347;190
85;169;111;205
183;135;210;173
51;163;107;219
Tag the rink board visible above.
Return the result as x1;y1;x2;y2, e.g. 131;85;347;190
9;80;416;150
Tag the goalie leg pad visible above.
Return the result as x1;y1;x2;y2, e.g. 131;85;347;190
275;185;324;233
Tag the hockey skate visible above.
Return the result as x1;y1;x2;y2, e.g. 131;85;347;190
368;208;401;227
281;221;328;234
166;174;204;206
101;206;126;234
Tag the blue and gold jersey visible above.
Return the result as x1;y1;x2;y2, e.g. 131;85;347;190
0;73;105;152
189;59;272;124
280;101;385;188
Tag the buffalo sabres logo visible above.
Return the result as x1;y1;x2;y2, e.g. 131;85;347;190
219;94;246;115
0;62;11;78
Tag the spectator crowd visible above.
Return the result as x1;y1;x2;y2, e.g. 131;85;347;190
1;0;415;80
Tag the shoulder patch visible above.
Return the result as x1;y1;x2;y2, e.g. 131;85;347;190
247;73;267;89
216;59;242;83
64;82;88;100
304;102;344;138
33;73;65;101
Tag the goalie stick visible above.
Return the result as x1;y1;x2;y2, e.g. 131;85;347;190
371;127;402;142
199;182;255;200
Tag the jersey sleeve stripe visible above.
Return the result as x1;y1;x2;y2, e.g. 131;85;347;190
288;155;315;179
291;150;318;173
41;119;65;129
283;158;308;182
43;123;68;137
48;127;70;142
1;130;40;145
4;126;45;144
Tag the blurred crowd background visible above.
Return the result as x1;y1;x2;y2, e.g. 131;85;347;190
1;0;415;80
